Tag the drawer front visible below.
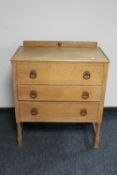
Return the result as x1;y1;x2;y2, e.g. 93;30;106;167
16;62;103;85
17;85;101;101
19;102;99;122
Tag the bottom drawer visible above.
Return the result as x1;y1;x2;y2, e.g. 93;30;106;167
19;102;99;122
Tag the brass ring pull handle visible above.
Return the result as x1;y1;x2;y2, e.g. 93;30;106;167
58;42;62;47
83;71;90;80
29;70;37;79
80;108;87;117
82;91;89;99
30;90;38;98
31;108;38;115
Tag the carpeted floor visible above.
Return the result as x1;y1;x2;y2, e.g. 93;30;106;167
0;108;117;175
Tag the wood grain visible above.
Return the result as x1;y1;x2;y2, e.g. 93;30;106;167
16;62;103;85
17;85;101;101
19;102;99;122
11;46;109;62
11;41;109;147
23;41;97;48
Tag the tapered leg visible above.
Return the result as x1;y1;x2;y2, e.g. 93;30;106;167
93;123;101;148
17;123;23;147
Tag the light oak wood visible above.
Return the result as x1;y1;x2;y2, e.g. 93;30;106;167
94;123;101;148
11;46;109;62
12;62;20;123
17;123;23;146
92;63;109;148
11;41;109;148
16;62;103;85
93;63;109;148
93;123;96;133
19;102;99;122
17;85;101;101
98;63;109;124
23;41;97;48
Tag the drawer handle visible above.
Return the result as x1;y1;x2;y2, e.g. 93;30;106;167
80;108;87;117
83;71;90;80
29;70;37;79
82;91;89;99
31;108;38;115
30;90;37;98
58;42;62;47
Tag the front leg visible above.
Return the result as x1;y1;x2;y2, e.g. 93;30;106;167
17;122;23;147
93;123;101;148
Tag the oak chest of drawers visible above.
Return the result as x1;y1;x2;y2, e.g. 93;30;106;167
11;41;109;148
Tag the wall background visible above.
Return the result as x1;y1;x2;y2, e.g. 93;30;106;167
0;0;116;107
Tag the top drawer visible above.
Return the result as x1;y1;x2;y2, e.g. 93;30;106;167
16;62;103;85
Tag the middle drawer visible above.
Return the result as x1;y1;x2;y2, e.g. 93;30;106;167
17;85;101;101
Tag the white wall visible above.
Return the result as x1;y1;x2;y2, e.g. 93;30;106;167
0;0;117;107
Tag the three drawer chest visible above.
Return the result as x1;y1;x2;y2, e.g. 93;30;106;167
11;41;109;148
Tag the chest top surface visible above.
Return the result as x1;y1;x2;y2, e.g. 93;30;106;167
11;41;109;63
